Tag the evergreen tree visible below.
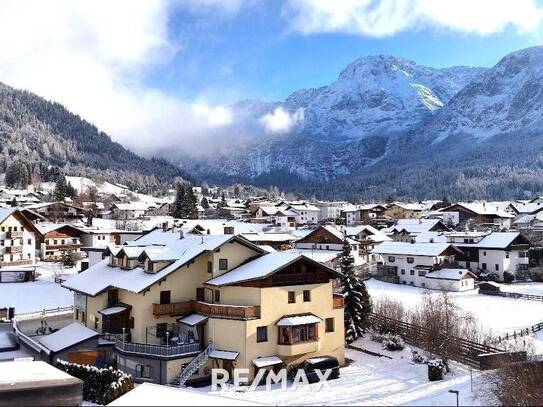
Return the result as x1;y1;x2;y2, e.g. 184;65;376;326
201;196;210;210
172;184;186;218
339;238;372;343
5;161;30;188
185;186;199;219
220;192;227;207
53;175;70;201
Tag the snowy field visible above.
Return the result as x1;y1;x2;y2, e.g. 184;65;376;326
366;279;543;336
0;262;77;314
190;336;488;406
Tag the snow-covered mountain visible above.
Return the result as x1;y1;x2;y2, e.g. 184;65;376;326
185;55;485;183
283;55;484;140
419;46;543;143
187;46;543;199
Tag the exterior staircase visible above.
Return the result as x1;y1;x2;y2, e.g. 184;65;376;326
176;342;215;387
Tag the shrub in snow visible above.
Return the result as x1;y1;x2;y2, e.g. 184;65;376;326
381;333;405;351
370;332;385;343
427;359;445;382
503;271;515;283
56;359;133;404
411;350;427;364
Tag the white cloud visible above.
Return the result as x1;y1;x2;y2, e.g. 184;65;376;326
0;0;235;157
284;0;543;37
259;107;304;134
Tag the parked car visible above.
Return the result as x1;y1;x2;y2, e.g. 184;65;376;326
300;356;340;383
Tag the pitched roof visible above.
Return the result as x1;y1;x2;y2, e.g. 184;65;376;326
205;251;340;287
382;219;446;235
457;232;529;249
442;202;514;218
38;322;98;353
425;268;475;281
372;242;460;256
63;234;257;296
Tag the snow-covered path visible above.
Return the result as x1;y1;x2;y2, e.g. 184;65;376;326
192;338;488;406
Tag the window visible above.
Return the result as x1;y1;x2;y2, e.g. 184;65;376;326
75;309;79;320
418;270;426;277
401;269;405;275
288;291;296;304
137;365;152;379
156;323;167;338
495;264;499;271
94;318;99;330
421;283;426;287
108;288;119;307
410;270;414;276
303;290;311;302
214;290;220;303
278;324;317;345
160;290;171;305
482;263;487;270
407;257;414;264
207;261;213;273
388;256;395;263
505;252;509;259
325;318;335;333
483;251;487;256
256;326;268;343
218;258;228;271
196;287;205;301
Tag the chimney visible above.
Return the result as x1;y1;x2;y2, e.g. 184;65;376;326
162;222;168;232
179;230;184;239
224;226;234;235
207;229;210;235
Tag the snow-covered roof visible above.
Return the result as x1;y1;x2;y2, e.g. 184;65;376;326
38;322;98;353
345;225;392;242
443;202;514;218
287;203;320;212
457;232;526;249
258;245;277;253
206;252;301;286
206;251;339;287
177;314;208;326
35;223;80;235
98;306;127;316
372;242;458;257
240;232;297;242
64;235;252;296
511;202;543;214
382;219;445;235
285;248;340;263
113;202;154;211
276;313;322;326
425;269;475;281
389;202;424;211
252;356;283;368
209;350;239;360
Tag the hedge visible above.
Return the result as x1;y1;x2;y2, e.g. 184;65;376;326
56;359;134;404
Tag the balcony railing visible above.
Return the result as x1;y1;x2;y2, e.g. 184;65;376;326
109;336;200;357
152;300;260;320
195;300;260;319
333;294;344;309
152;301;193;317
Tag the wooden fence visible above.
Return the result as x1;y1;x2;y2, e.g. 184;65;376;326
496;320;543;343
480;289;543;302
368;313;505;369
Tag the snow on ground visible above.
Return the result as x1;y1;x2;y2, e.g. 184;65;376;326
0;263;77;314
366;279;543;335
499;282;543;296
191;336;488;406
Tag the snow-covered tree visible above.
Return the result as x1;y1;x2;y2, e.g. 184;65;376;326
339;238;372;343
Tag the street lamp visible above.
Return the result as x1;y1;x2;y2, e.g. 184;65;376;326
449;390;459;407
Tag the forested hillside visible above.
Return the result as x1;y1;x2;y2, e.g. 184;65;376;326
0;82;188;192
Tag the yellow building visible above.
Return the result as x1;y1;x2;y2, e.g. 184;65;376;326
62;228;345;385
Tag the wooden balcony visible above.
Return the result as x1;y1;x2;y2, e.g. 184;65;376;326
152;299;260;320
152;301;193;317
194;300;260;320
333;294;344;309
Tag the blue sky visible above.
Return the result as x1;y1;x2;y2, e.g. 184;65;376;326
150;1;543;104
1;0;542;155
